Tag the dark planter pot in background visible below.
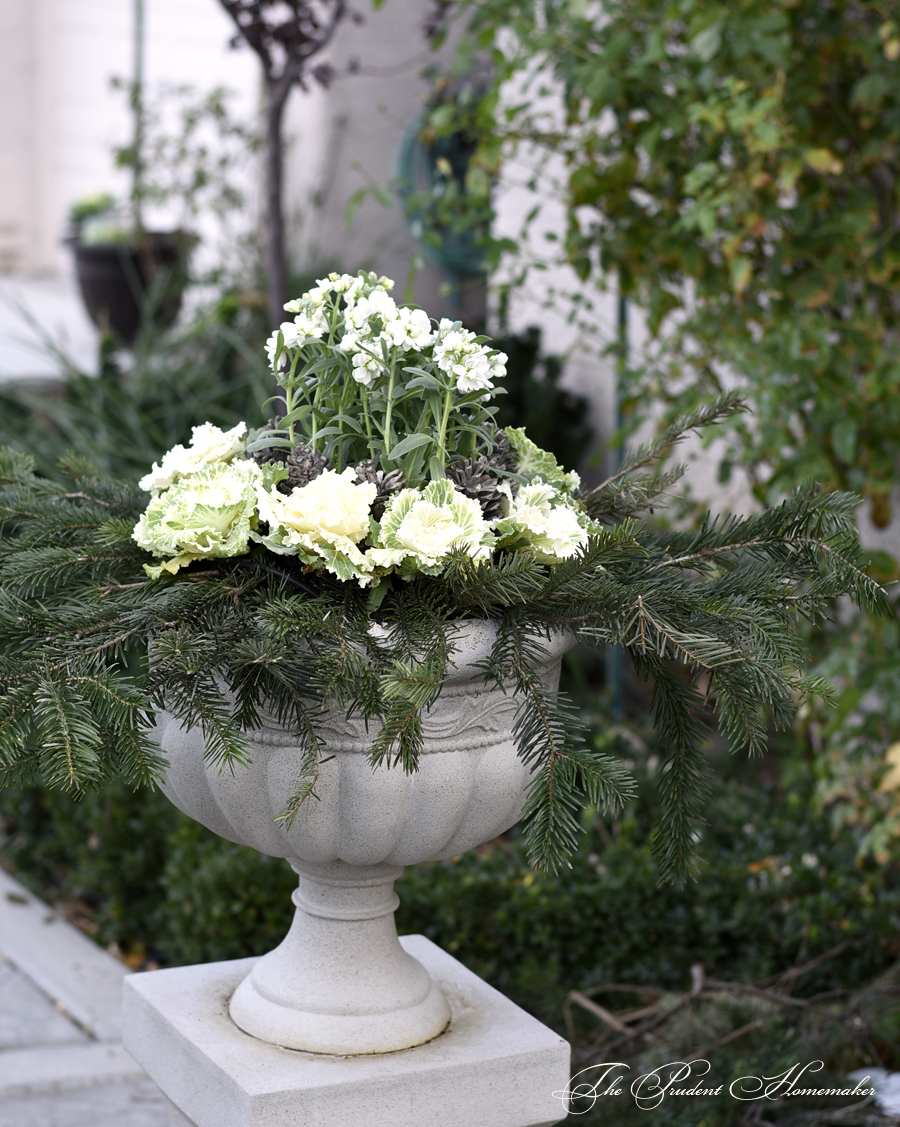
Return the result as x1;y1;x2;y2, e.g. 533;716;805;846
67;231;193;346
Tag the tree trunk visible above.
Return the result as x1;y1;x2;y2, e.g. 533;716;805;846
265;79;291;331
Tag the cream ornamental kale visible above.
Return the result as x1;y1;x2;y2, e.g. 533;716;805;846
133;460;263;578
368;480;494;577
0;274;888;882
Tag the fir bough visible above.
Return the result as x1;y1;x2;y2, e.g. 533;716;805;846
0;397;886;884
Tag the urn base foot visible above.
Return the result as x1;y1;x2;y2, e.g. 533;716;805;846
228;969;451;1054
224;860;452;1053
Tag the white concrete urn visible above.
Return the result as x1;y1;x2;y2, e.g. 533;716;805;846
153;620;571;1056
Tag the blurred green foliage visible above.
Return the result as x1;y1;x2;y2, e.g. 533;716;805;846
462;0;900;515
0;292;273;481
799;593;900;867
2;733;897;1014
490;325;594;469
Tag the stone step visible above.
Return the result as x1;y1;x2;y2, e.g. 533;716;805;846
0;867;169;1126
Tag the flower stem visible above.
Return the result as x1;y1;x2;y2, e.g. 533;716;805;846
311;370;324;449
435;383;455;471
360;387;375;458
383;352;397;465
283;350;302;448
327;294;341;346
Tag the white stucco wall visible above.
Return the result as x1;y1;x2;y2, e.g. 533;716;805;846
280;1;450;313
0;0;260;278
0;0;447;376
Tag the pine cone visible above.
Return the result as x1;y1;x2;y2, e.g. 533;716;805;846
481;425;517;473
354;459;407;519
447;456;507;522
251;419;287;467
279;443;330;494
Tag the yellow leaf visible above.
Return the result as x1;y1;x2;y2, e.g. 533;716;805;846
804;148;844;175
722;234;743;261
886;38;900;62
730;255;753;295
777;159;803;194
878;742;900;793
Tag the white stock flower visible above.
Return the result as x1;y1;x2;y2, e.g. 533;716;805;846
265;329;290;372
138;422;247;493
343;289;399;335
383;307;434;351
350;351;383;387
454;349;493;392
133;459;261;576
265;301;329;372
286;271;394;322
337;288;404;382
286;273;355;310
494;481;588;563
288;308;328;341
254;468;378;585
304;271;394;306
368;479;494;577
432;320;506;395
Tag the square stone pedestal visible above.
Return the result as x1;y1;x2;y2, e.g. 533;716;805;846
123;934;570;1127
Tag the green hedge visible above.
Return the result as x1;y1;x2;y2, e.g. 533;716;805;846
1;752;896;1019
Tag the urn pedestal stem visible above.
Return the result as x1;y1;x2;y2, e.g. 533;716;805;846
228;861;450;1054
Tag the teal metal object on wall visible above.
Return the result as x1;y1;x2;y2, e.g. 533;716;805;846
397;117;488;312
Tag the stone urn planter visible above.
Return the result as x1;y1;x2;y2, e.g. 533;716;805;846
152;620;571;1056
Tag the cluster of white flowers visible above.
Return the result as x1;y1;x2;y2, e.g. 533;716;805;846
265;271;507;399
267;272;398;379
384;306;435;352
432;319;508;394
134;274;589;585
338;283;433;388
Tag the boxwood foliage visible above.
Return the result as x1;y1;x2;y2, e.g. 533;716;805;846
1;734;897;1012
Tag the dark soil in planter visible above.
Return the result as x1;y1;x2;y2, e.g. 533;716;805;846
67;231;193;345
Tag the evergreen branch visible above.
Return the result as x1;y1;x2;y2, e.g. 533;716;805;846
108;723;168;787
582;392;746;509
442;549;545;609
146;628;251;771
272;699;328;831
586;465;687;522
368;696;424;773
32;672;105;790
635;655;711;886
368;653;446;773
489;617;634;871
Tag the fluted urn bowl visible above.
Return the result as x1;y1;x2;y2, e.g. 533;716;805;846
153;620;571;1054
